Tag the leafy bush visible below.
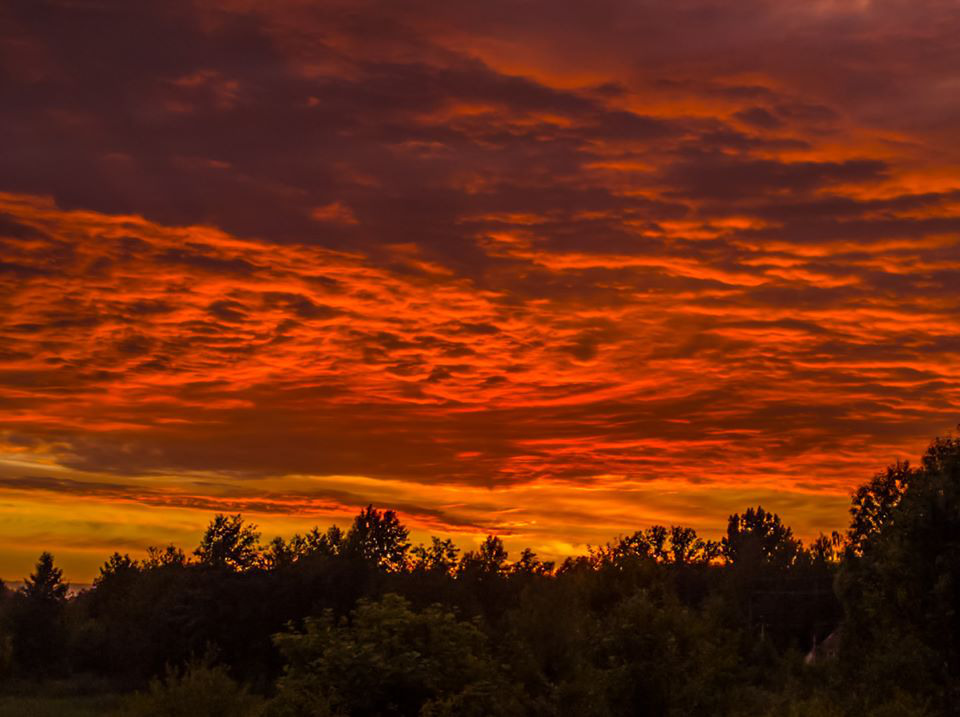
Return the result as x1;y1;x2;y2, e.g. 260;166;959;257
267;593;523;717
115;657;262;717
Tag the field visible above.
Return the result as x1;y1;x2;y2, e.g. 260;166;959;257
0;694;123;717
0;680;124;717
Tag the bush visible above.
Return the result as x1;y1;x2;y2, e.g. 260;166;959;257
115;657;262;717
267;593;523;717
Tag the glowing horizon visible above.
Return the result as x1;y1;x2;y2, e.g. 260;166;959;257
1;0;958;580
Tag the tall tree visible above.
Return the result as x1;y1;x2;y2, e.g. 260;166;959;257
459;535;509;575
94;552;140;587
646;525;670;562
722;506;800;569
259;536;298;571
11;552;69;673
838;432;960;709
510;547;553;576
20;552;68;603
668;526;703;565
594;530;652;567
143;544;187;569
411;537;460;575
344;505;410;571
847;461;914;555
292;524;345;558
195;514;261;571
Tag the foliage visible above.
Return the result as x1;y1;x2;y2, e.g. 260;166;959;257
21;552;69;603
723;506;801;569
510;547;554;576
115;657;263;717
6;552;69;674
95;553;141;589
846;461;914;555
194;514;262;571
459;535;509;575
591;591;743;716
268;593;522;716
343;505;410;571
837;432;960;711
590;525;717;568
411;537;460;575
143;545;187;569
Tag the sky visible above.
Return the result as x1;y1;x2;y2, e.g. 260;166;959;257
1;0;959;580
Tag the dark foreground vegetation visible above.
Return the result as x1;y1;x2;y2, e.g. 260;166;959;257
2;430;960;716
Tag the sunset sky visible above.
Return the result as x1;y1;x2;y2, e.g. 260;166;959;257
2;0;959;580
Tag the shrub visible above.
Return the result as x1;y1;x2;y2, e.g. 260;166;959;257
115;657;262;717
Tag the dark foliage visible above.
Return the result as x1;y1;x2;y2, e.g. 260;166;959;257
6;552;69;675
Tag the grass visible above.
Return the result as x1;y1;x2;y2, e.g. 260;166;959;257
0;677;125;716
0;693;124;716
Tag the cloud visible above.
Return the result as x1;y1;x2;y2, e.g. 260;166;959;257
1;0;959;578
1;190;956;501
311;201;359;225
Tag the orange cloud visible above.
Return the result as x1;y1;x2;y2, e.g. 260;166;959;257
311;201;359;225
1;0;959;579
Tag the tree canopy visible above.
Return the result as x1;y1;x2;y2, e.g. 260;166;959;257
194;514;262;571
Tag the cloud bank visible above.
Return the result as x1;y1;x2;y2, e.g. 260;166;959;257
0;0;958;577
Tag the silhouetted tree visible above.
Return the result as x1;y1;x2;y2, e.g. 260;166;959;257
593;530;652;567
459;535;508;575
838;432;960;710
809;531;844;565
291;524;345;559
10;552;68;673
412;537;460;575
847;461;914;555
344;505;410;571
510;548;553;576
260;536;298;571
669;526;709;566
143;544;187;569
195;514;261;571
720;506;818;649
21;552;68;603
95;552;141;587
646;525;670;562
722;506;800;569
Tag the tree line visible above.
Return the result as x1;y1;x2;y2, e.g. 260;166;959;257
1;430;959;715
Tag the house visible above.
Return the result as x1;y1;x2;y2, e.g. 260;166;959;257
805;628;842;665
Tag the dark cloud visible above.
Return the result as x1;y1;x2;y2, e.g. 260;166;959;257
261;292;344;320
662;155;888;201
733;107;783;130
